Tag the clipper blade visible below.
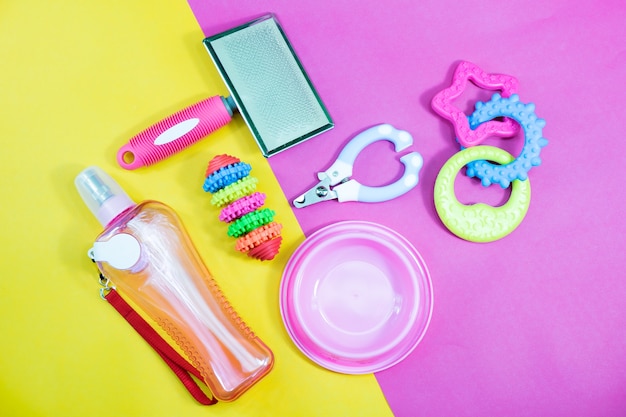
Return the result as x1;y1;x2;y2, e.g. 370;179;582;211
204;14;333;157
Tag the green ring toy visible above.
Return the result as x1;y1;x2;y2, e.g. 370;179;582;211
434;146;531;242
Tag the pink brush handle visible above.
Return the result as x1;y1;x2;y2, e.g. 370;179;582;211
117;96;234;170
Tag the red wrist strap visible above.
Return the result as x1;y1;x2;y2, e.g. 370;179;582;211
104;289;218;405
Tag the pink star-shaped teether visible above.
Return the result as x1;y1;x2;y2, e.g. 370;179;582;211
431;61;520;147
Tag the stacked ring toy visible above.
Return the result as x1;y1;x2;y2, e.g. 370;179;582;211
203;154;283;260
431;61;548;242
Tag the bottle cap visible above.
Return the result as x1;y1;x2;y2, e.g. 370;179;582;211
75;166;135;226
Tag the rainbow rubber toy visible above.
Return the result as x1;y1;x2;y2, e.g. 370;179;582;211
204;154;283;261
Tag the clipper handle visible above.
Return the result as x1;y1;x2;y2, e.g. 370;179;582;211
117;95;235;170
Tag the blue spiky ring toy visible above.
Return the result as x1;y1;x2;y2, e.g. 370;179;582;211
464;93;549;188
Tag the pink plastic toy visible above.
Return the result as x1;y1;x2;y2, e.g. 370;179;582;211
220;192;266;223
431;61;520;147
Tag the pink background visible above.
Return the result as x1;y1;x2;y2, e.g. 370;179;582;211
188;1;626;416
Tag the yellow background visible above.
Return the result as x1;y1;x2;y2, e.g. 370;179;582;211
0;1;392;415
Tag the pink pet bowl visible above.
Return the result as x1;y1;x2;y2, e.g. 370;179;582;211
280;221;433;374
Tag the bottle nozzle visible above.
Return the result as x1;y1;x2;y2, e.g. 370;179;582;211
75;166;135;227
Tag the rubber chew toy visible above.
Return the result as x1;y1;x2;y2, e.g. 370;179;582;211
465;93;549;188
431;60;520;147
204;154;283;260
434;146;531;242
431;61;548;242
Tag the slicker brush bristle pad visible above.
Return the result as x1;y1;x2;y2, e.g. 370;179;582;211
204;154;283;261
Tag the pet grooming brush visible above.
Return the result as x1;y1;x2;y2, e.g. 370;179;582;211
117;14;333;170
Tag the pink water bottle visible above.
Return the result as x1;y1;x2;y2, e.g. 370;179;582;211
75;166;273;401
